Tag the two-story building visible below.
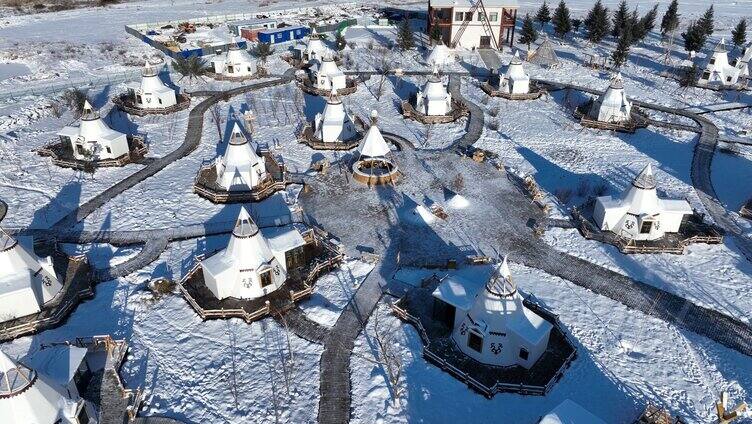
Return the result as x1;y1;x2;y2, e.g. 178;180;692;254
427;0;518;50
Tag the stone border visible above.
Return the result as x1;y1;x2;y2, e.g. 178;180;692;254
112;93;192;116
36;136;148;171
193;151;288;204
0;250;93;342
352;158;399;186
572;199;724;254
401;98;469;124
391;286;577;398
297;76;358;96
205;67;269;82
179;227;343;323
480;81;544;100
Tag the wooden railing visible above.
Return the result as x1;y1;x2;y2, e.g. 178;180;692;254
391;298;577;398
193;161;288;203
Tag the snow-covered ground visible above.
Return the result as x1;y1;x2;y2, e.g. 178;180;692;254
352;264;752;424
1;0;752;422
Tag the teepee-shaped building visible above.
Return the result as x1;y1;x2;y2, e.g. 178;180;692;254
733;43;752;79
0;349;95;423
499;51;530;95
303;28;331;63
211;39;257;77
314;90;358;143
311;53;346;92
588;73;632;124
594;164;693;241
57;101;129;161
529;37;559;68
415;66;452;116
0;229;63;323
201;207;287;300
215;123;268;191
699;38;743;87
125;61;177;109
451;257;552;368
426;43;453;67
357;116;391;160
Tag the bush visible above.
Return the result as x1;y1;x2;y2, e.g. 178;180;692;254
452;174;465;191
149;278;176;298
487;117;500;130
61;88;88;118
487;106;499;117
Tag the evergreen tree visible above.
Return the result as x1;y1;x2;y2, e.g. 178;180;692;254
536;1;551;28
612;25;633;67
633;4;659;41
681;20;707;53
611;0;629;37
518;13;539;49
552;0;572;38
572;18;582;33
585;0;610;43
660;0;680;36
430;24;442;44
335;30;346;51
698;5;714;36
732;18;748;49
396;18;415;50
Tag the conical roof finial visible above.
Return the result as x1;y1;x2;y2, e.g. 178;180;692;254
486;255;516;297
229;122;247;145
632;164;657;190
232;207;259;238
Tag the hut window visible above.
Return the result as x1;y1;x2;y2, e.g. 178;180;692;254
709;58;715;65
158;98;163;104
489;12;498;22
247;66;252;72
639;220;652;234
726;76;733;82
454;12;463;21
136;95;143;104
519;348;529;361
702;71;711;79
77;406;90;424
259;270;273;287
106;146;111;154
467;331;483;353
76;144;85;155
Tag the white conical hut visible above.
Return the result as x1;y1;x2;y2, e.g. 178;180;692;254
311;52;346;91
0;350;94;423
539;400;607;424
215;123;268;191
56;101;129;161
733;43;752;79
211;39;256;77
125;61;177;109
357;115;391;159
201;207;287;300
426;43;453;67
451;257;552;368
0;229;63;323
593;164;693;241
529;36;559;67
415;66;452;116
699;38;743;86
587;73;632;124
303;27;331;63
499;51;530;95
314;90;358;143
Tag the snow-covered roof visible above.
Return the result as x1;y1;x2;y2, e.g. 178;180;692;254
23;345;87;388
539;399;607;424
57;101;126;143
358;121;390;158
261;225;306;255
0;349;80;424
432;274;485;311
422;67;450;101
216;123;266;190
426;43;453;66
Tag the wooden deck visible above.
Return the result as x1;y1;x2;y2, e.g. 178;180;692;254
480;81;544;100
297;75;358;96
193;152;288;204
392;279;576;398
112;93;191;116
400;98;469;124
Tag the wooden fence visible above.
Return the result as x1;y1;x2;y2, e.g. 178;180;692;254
391;298;577;398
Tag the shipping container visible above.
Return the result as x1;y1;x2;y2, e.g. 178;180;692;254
257;26;309;44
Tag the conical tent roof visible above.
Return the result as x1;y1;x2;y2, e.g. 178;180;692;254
225;38;254;66
422;65;448;100
217;122;266;190
622;164;660;215
317;52;340;76
78;101;121;142
358;121;390;158
504;50;528;80
589;73;632;122
0;350;79;424
529;37;559;67
0;227;63;308
140;63;170;93
715;38;728;53
427;43;452;66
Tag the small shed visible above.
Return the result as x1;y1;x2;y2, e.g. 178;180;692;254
258;26;309;45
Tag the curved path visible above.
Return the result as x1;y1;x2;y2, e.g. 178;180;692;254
6;66;751;423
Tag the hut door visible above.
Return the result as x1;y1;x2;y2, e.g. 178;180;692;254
432;299;455;328
639;220;653;235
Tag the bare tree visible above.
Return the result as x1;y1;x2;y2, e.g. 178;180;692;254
368;47;394;101
209;103;223;140
353;307;404;405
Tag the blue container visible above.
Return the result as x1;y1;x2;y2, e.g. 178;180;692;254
257;26;309;44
